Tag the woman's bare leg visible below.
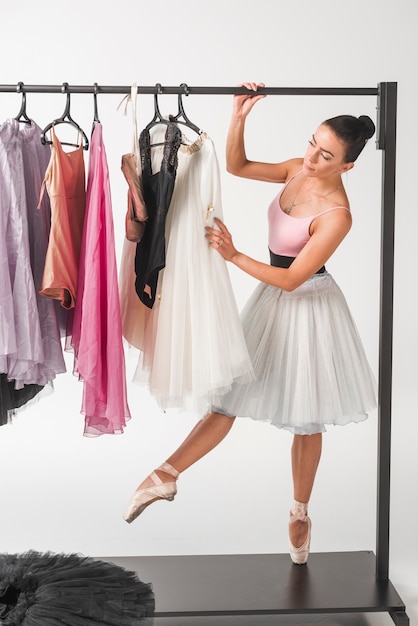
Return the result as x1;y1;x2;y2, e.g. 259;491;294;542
290;433;322;547
123;412;236;522
141;411;235;485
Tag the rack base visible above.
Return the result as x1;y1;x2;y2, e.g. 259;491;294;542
103;551;409;624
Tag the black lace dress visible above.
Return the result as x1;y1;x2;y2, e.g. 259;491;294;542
134;123;182;308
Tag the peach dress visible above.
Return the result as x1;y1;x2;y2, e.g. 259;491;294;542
39;127;86;311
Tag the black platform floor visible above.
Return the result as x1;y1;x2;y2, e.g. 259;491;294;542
103;551;409;625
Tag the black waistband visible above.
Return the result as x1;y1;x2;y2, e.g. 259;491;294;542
269;250;326;274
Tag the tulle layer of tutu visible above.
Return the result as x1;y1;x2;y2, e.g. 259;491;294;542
212;273;377;434
0;551;155;625
131;134;254;413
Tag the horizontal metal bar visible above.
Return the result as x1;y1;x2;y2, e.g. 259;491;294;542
0;83;379;96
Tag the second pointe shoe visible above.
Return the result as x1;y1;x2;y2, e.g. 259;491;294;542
123;462;179;524
289;500;311;565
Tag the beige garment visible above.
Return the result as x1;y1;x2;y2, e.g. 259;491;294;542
119;238;151;350
121;153;147;242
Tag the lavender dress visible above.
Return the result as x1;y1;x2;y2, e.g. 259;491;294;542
0;119;65;424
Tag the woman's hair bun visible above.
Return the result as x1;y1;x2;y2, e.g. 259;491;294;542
358;115;376;141
323;113;376;161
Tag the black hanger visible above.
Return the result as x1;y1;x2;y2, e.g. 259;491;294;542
92;82;100;127
40;83;89;150
144;84;201;149
169;84;202;135
14;82;31;124
145;84;169;131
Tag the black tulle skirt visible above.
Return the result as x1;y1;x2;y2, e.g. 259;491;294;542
0;375;45;427
0;551;155;625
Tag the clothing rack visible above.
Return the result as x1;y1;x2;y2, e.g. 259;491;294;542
1;82;406;624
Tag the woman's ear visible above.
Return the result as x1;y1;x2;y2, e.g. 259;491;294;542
340;162;354;173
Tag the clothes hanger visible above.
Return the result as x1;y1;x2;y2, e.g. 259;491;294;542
168;84;202;135
144;84;200;149
145;84;169;131
144;83;184;149
40;82;89;150
14;82;31;124
92;82;100;131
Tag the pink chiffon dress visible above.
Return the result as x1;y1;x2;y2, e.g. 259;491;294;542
71;123;131;436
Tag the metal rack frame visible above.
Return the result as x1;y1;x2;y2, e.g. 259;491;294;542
1;81;406;623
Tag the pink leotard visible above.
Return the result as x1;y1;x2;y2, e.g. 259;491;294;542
268;172;350;257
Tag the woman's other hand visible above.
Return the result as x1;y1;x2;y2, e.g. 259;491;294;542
232;82;266;119
205;218;238;261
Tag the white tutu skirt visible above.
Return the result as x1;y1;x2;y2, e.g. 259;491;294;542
212;272;377;434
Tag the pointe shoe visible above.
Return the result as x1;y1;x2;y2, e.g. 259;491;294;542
123;462;179;524
289;500;311;565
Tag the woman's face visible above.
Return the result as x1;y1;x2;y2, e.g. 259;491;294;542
303;124;353;178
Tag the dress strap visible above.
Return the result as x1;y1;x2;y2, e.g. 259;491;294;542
285;170;304;185
279;170;303;199
310;205;351;219
307;205;350;236
116;83;141;174
139;123;182;176
37;129;55;209
130;83;140;172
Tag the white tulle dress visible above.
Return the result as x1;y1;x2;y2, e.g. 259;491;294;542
128;125;254;412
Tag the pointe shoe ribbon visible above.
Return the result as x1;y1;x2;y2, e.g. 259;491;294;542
123;462;179;524
289;500;311;565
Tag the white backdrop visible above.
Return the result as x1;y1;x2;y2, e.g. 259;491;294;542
0;0;416;621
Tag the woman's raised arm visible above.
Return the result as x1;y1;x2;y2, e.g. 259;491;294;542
226;82;301;183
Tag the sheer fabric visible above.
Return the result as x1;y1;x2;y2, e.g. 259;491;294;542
0;119;67;423
71;123;131;437
0;550;155;625
131;126;254;413
212;274;377;433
